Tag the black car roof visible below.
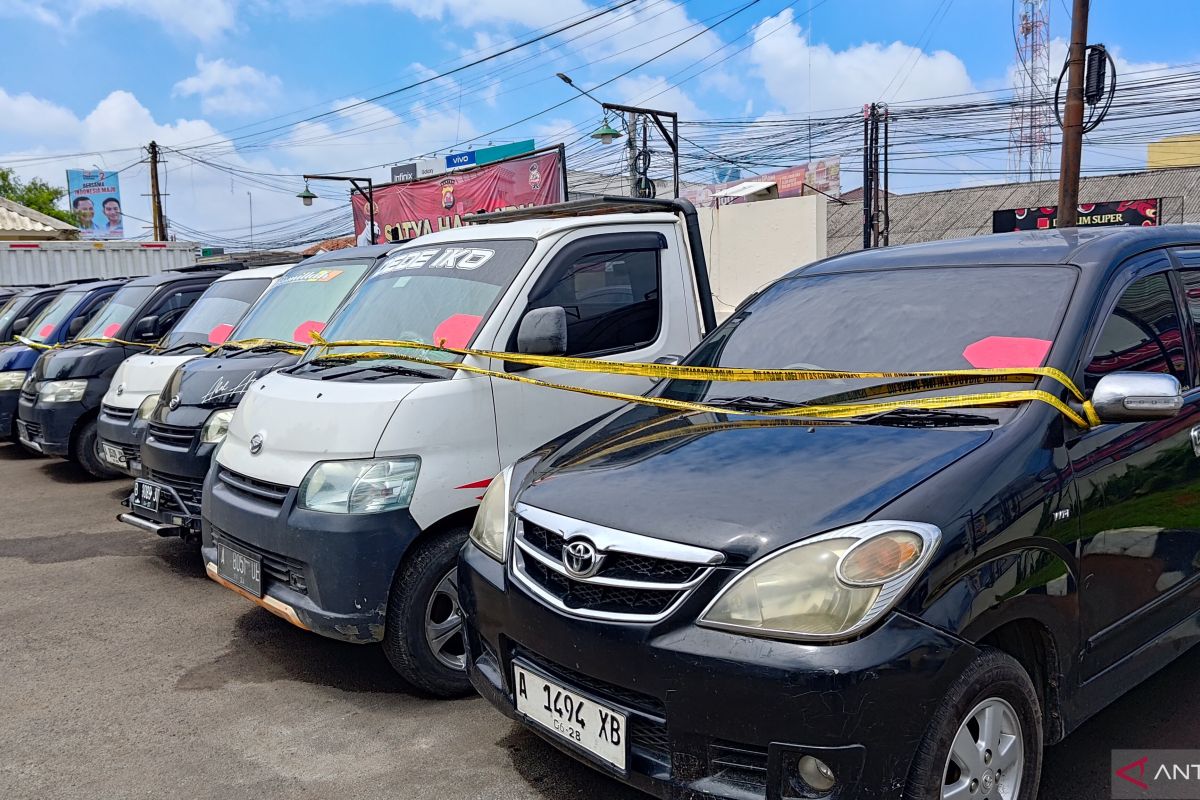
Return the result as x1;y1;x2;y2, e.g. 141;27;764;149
55;278;129;293
796;225;1200;278
124;269;231;288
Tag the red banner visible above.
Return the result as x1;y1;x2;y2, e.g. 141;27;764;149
352;150;564;244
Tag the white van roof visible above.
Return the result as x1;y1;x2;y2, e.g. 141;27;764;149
213;263;296;282
398;212;680;247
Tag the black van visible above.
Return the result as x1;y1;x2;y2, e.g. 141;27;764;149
17;268;231;477
461;227;1200;800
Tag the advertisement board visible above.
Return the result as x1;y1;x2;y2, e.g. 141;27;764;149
352;149;565;244
65;169;123;240
992;199;1161;232
683;157;841;207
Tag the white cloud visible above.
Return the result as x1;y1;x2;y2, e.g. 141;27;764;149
0;90;80;140
12;0;239;40
612;75;704;121
383;0;588;28
173;56;282;116
748;8;974;113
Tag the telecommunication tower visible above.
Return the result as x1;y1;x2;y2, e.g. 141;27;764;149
1007;0;1053;182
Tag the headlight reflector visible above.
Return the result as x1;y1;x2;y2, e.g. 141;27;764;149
0;370;26;390
298;457;420;514
469;466;512;562
136;395;160;420
700;521;940;642
38;379;87;403
200;408;235;444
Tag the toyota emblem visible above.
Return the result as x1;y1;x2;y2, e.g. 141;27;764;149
168;394;181;410
562;538;603;579
249;433;264;455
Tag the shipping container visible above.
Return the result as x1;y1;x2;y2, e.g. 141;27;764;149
0;241;200;285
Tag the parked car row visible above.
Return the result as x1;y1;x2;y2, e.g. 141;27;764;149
6;201;1200;800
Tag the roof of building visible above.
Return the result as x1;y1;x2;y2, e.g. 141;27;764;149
0;197;79;240
827;166;1200;256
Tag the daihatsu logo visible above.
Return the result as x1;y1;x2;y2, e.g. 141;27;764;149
249;433;264;455
562;539;603;579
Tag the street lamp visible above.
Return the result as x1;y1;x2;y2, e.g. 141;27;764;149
302;173;375;245
591;121;622;145
296;181;316;207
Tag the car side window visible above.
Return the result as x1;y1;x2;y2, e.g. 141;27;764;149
75;292;111;328
527;248;661;356
1085;272;1187;392
149;288;205;329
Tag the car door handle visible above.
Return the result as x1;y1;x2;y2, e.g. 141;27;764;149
1191;425;1200;457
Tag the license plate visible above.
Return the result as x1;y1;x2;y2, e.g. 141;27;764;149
101;443;127;467
513;664;627;771
218;541;262;597
130;479;160;511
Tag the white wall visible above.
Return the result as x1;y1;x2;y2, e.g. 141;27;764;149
696;195;827;320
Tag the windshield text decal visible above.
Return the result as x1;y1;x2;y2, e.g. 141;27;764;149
379;247;495;274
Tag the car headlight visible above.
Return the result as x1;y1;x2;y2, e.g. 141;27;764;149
298;457;420;514
468;466;513;562
136;395;160;420
200;408;234;444
0;370;26;390
699;521;940;642
38;379;88;403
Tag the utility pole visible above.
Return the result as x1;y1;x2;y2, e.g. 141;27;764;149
147;141;168;241
1056;0;1090;228
627;111;638;197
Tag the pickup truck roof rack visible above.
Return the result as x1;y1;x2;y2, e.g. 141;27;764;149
466;196;717;334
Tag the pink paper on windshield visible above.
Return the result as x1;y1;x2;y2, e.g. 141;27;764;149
962;336;1052;368
433;314;483;349
208;323;234;344
102;323;120;338
292;320;325;343
38;324;53;338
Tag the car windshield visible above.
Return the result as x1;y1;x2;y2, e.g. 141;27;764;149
661;265;1077;420
0;295;28;335
229;262;370;343
24;291;87;343
299;239;535;373
158;277;272;348
77;285;154;340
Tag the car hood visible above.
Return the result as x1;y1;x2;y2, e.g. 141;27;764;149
104;353;200;409
165;351;301;411
215;371;422;486
518;410;994;564
33;343;131;382
0;343;35;373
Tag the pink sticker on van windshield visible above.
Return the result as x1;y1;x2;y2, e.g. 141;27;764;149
102;323;120;338
962;336;1052;368
208;323;234;344
433;314;483;349
292;320;325;343
38;324;53;338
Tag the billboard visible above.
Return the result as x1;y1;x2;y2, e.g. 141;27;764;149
993;199;1161;232
352;148;565;244
66;169;123;240
684;157;841;208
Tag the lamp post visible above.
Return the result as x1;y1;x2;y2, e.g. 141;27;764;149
300;173;376;244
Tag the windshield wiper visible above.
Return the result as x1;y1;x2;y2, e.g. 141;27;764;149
221;342;302;357
153;342;206;355
706;395;802;411
318;362;442;381
853;408;998;428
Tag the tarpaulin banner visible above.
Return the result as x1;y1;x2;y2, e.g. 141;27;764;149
682;157;841;207
352;149;564;245
993;199;1160;233
66;169;123;240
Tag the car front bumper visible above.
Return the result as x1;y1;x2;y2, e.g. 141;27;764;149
97;405;148;477
200;462;423;642
118;422;215;538
16;392;84;457
459;541;978;800
0;386;22;438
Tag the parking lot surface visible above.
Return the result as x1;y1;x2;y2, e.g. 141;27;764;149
0;443;1196;800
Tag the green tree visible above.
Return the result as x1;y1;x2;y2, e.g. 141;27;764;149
0;167;78;226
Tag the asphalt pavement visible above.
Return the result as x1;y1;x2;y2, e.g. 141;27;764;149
0;442;1195;800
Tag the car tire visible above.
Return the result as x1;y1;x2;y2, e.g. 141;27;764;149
73;417;122;479
382;525;472;698
905;648;1042;800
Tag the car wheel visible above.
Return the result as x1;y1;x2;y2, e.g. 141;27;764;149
382;525;472;698
73;418;122;479
905;648;1042;800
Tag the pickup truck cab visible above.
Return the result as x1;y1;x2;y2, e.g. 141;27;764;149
96;265;290;477
461;226;1200;800
202;199;740;696
0;283;84;438
18;268;231;477
120;253;377;542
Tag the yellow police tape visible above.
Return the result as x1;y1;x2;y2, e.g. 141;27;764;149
306;334;1101;429
205;338;307;355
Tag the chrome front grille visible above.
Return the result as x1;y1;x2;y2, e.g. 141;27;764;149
217;468;291;506
510;503;722;623
101;404;136;423
147;422;195;449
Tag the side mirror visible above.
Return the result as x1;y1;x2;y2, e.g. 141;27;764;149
67;316;87;337
517;306;568;356
132;315;160;342
11;316;30;335
654;354;683;366
1092;372;1183;422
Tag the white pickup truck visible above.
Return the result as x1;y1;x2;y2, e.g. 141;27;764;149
200;197;801;696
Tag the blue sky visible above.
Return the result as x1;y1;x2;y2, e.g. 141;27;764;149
1;0;1197;241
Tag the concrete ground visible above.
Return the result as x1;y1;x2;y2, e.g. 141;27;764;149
0;442;1195;800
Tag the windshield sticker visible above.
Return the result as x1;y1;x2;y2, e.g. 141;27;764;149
963;336;1052;368
103;323;120;338
432;314;483;349
278;268;344;285
379;247;495;274
38;324;53;338
292;320;325;343
208;323;234;344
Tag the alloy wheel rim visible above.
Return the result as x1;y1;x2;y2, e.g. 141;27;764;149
941;696;1024;800
424;568;466;671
